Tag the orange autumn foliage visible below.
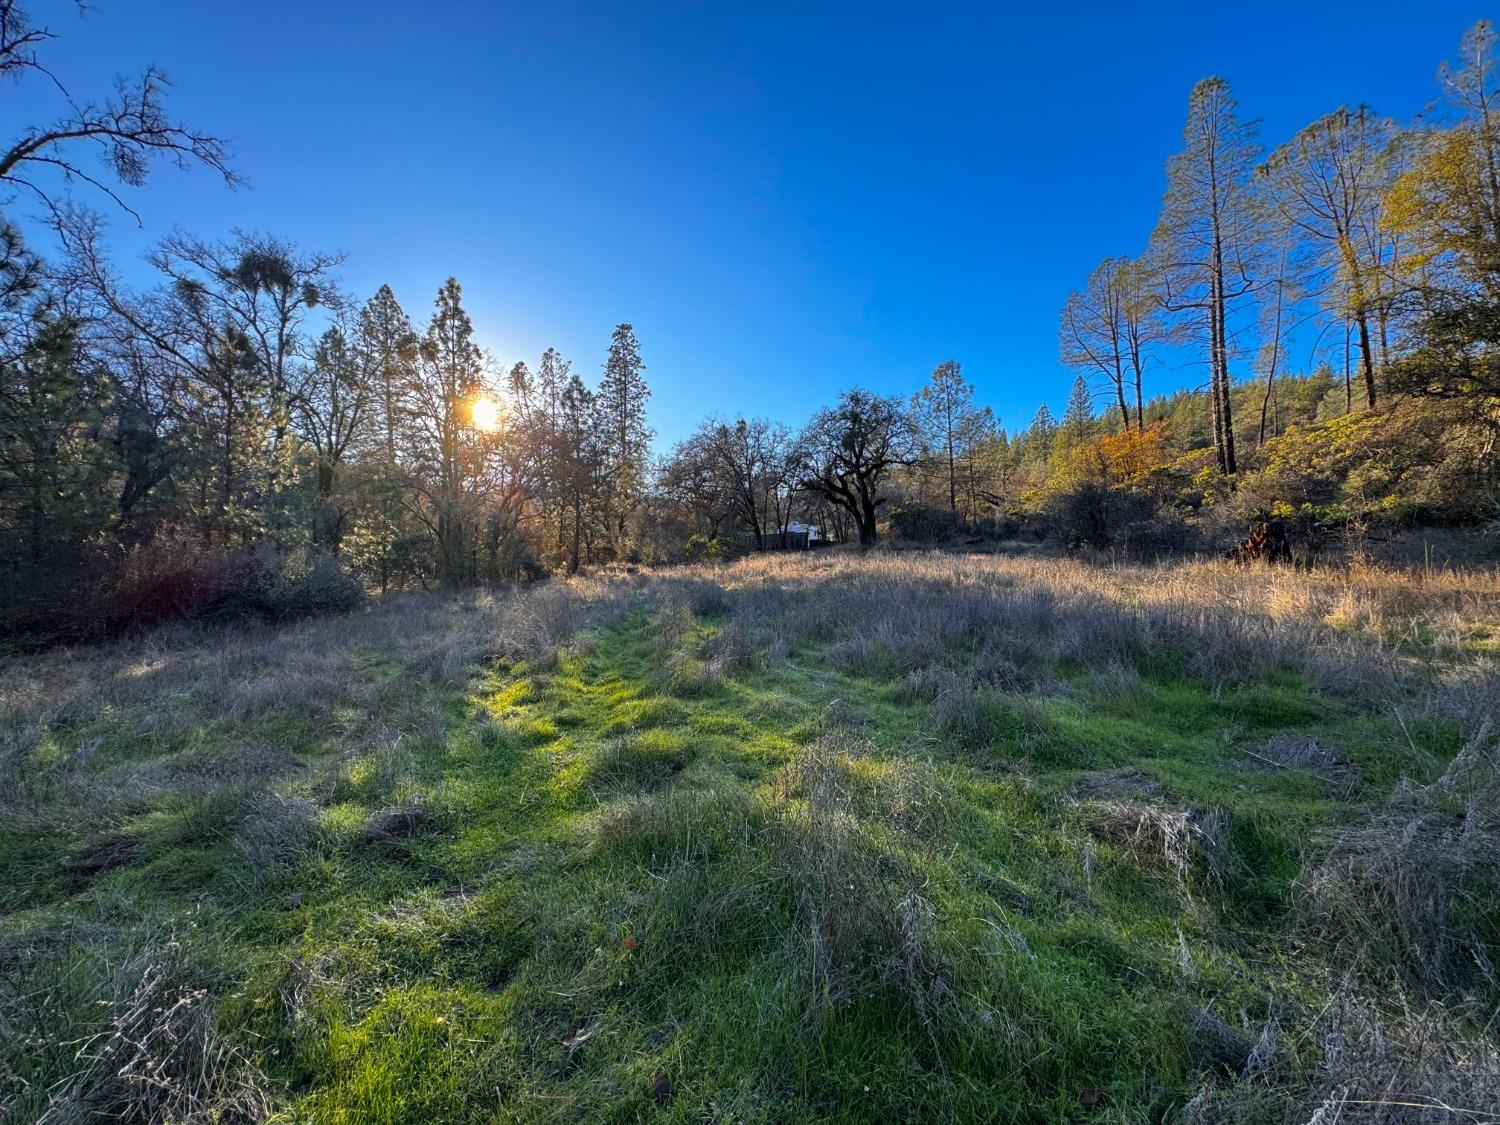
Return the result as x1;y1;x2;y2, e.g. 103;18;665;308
1061;423;1174;491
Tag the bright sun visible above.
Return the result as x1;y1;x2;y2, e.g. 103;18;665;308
470;395;501;433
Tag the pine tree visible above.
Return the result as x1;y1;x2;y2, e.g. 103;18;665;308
1063;374;1094;438
356;284;419;467
534;347;572;564
0;314;104;569
595;323;652;554
185;320;272;548
298;326;368;503
409;277;489;586
911;359;981;514
1150;77;1262;474
1027;403;1057;441
558;372;599;573
343;286;420;589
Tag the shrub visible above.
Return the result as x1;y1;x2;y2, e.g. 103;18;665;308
684;535;735;563
104;547;364;634
1041;482;1188;555
889;504;968;544
1227;398;1498;532
103;556;224;632
201;550;365;623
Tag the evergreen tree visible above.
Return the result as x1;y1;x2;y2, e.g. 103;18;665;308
297;324;374;550
407;278;491;586
1063;374;1094;437
534;347;572;565
911;359;982;514
1150;77;1262;474
595;323;652;554
349;285;420;589
0;314;103;568
356;284;419;467
1027;403;1057;442
558;372;599;573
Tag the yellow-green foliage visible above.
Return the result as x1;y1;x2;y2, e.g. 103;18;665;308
1234;398;1495;524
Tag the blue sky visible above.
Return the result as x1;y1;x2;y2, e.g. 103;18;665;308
10;1;1488;446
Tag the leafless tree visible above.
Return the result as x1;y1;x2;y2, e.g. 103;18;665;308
1061;257;1165;430
0;0;237;225
1259;106;1396;409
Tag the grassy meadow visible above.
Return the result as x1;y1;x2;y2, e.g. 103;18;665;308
2;551;1498;1123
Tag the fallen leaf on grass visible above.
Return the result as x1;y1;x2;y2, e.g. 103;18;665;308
652;1073;673;1105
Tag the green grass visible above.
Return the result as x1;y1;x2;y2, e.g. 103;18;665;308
1;563;1493;1122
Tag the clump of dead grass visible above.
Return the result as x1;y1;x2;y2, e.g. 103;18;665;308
702;617;764;679
1073;798;1229;893
1245;735;1357;793
925;684;1006;749
781;734;955;842
358;795;433;845
771;738;951;1026
648;586;772;691
898;664;964;703
1300;747;1500;1000
37;941;274;1124
1178;991;1500;1124
230;794;322;887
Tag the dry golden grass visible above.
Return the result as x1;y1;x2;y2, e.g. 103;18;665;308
712;549;1500;644
676;550;1500;725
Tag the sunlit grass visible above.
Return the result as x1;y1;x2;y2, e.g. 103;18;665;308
2;553;1496;1121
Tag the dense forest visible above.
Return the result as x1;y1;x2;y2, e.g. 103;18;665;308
3;5;1500;644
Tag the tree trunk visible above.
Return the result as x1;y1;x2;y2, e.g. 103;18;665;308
1356;314;1377;409
437;505;470;587
1219;363;1236;473
568;500;582;575
858;492;879;545
1258;372;1276;450
1343;322;1353;414
1213;303;1236;474
947;432;957;513
1113;358;1130;431
1208;298;1227;472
